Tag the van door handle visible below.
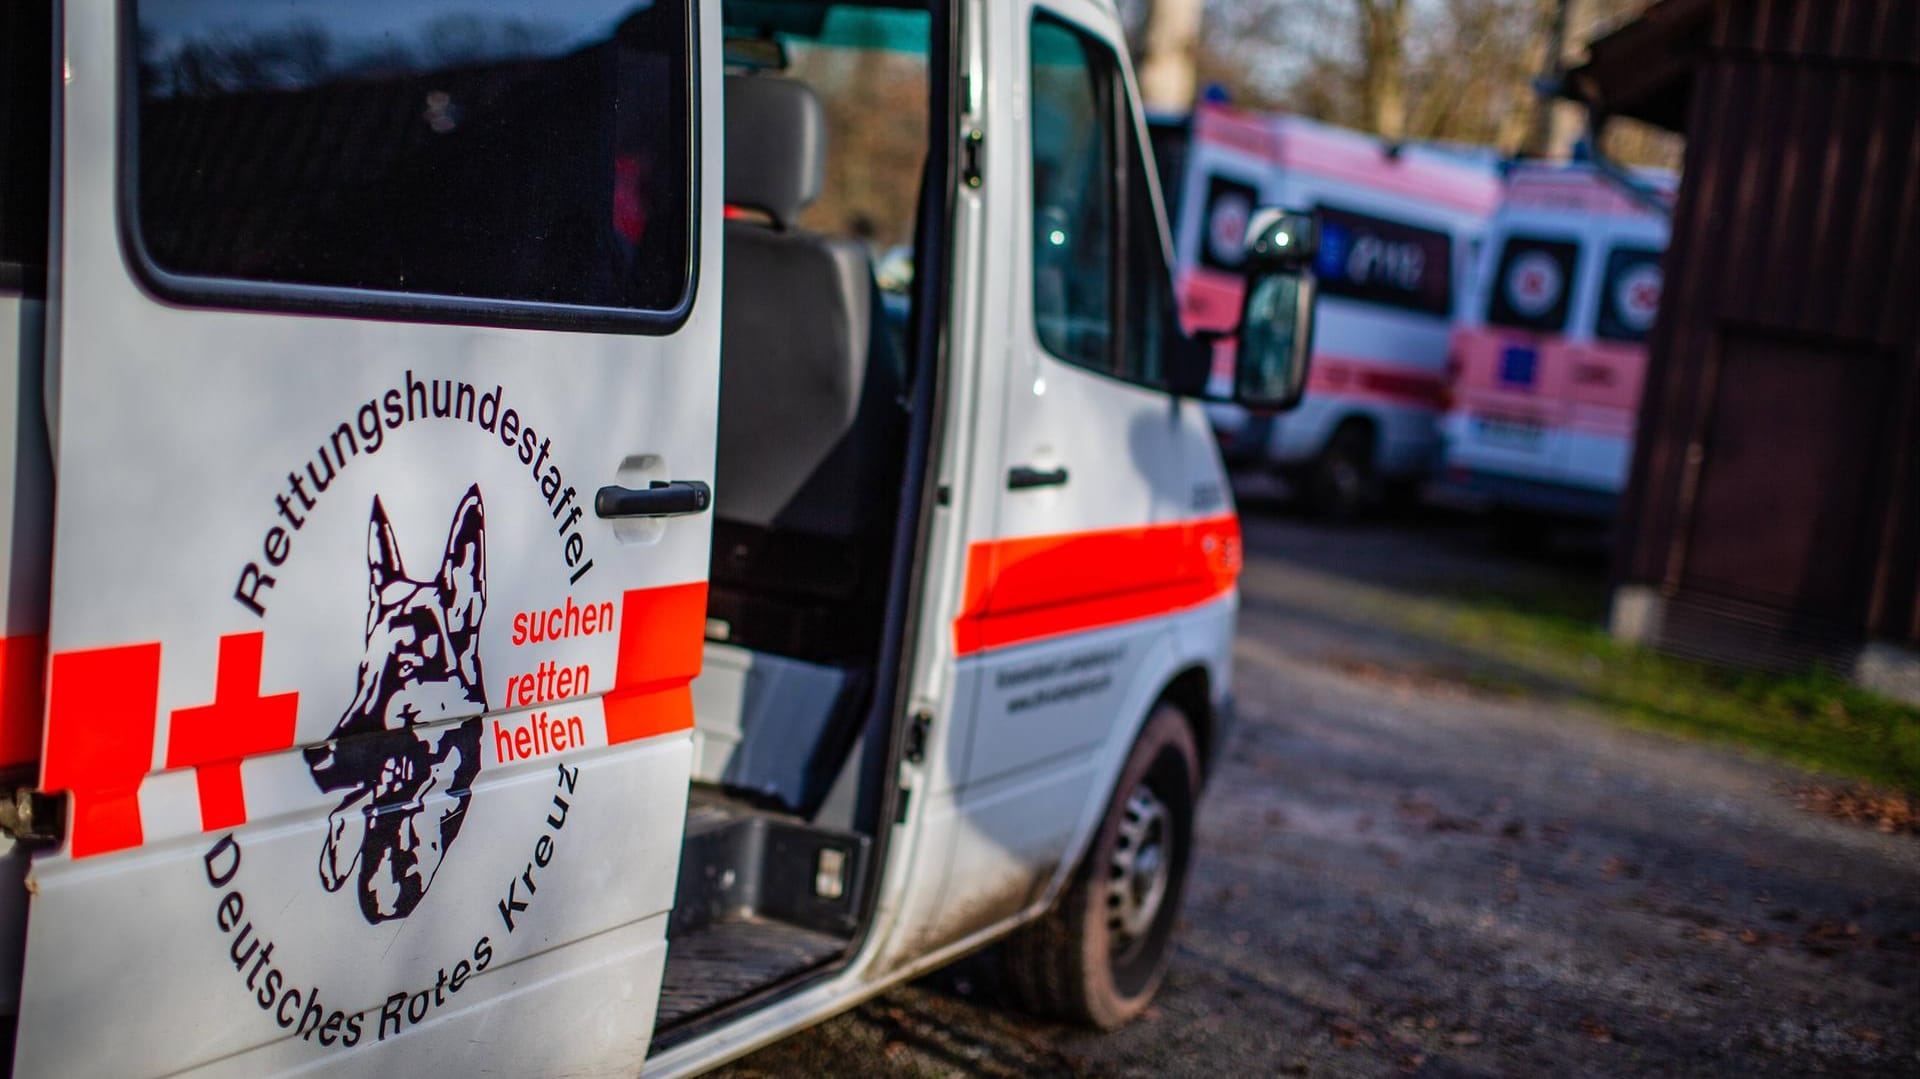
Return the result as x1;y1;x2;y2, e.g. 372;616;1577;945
1007;465;1069;490
594;480;712;519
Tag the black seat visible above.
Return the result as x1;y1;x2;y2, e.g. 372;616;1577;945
710;74;905;663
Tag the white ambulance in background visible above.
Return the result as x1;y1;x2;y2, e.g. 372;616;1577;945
1173;103;1501;515
1439;160;1674;524
0;0;1320;1075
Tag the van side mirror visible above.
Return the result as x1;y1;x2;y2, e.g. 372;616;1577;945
1231;208;1318;410
1166;208;1319;409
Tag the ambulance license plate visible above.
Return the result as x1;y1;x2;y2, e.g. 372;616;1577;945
1473;413;1544;449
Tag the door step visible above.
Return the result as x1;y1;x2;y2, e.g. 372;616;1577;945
656;789;872;1030
655;916;846;1028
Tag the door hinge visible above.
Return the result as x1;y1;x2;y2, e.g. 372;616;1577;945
902;709;932;765
0;788;65;846
961;128;984;189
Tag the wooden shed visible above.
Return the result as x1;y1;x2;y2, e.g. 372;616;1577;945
1565;0;1920;702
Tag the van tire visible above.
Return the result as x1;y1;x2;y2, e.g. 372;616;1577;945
1000;703;1200;1029
1304;422;1375;520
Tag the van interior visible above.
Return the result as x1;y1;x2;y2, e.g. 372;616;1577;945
660;0;937;1040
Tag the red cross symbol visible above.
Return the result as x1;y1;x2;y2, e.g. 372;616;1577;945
168;632;300;832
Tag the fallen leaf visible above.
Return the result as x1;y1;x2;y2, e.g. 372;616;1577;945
1578;1017;1613;1043
1792;785;1920;835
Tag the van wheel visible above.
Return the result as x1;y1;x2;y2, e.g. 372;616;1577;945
1000;704;1199;1029
1305;422;1375;520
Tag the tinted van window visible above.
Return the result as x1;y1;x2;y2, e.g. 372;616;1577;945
1197;173;1258;274
135;0;692;317
1486;235;1578;333
1;2;52;291
1029;15;1114;370
1030;14;1175;388
1312;204;1452;316
1596;245;1663;344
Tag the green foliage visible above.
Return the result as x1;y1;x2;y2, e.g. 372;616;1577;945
1395;585;1920;794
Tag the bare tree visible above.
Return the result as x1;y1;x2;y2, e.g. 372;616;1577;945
1355;0;1410;138
1138;0;1206;111
1183;0;1678;167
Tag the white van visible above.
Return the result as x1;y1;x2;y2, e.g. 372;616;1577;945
0;1;1317;1075
1439;160;1674;523
1172;103;1500;514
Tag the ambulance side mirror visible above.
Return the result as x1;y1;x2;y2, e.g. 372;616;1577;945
1166;208;1319;410
1230;208;1318;411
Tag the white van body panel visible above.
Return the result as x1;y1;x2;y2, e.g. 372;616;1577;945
12;2;725;1074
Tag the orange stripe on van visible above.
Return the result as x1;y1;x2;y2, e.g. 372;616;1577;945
0;632;46;769
603;581;707;744
953;514;1241;656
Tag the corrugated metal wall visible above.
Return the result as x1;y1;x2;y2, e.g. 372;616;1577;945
1619;0;1920;666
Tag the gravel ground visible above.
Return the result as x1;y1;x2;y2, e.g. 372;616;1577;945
718;506;1920;1078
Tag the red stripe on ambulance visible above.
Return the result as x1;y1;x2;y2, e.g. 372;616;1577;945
603;581;707;744
43;642;162;858
38;581;707;859
953;515;1241;656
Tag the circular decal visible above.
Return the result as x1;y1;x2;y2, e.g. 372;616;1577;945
1206;190;1252;268
1505;251;1564;318
1613;262;1662;334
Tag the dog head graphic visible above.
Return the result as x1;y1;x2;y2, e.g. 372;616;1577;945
304;485;488;923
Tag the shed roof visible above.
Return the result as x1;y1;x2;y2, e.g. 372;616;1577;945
1561;0;1715;133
